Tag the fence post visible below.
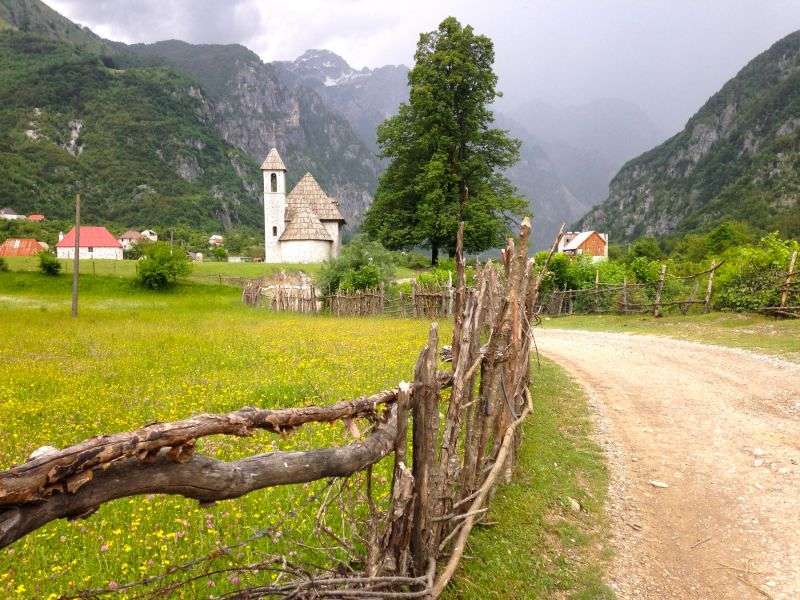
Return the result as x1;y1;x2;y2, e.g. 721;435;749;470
780;250;798;309
653;263;667;317
410;324;439;576
704;260;717;313
593;268;600;313
621;276;628;314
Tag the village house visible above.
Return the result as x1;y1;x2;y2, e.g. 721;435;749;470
557;230;609;261
0;238;47;257
119;229;157;250
208;234;224;247
0;208;25;221
262;148;345;264
118;229;143;251
56;226;123;260
27;214;45;222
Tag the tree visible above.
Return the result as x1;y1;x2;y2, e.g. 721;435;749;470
362;17;526;264
136;242;191;289
317;236;396;294
38;251;61;276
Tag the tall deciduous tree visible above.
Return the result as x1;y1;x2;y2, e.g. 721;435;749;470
363;17;527;264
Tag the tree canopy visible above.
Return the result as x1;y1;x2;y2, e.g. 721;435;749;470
362;17;527;264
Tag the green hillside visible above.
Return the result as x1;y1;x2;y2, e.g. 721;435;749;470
0;0;111;53
579;30;800;241
0;29;262;231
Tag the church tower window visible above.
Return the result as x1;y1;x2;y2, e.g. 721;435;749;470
271;173;278;193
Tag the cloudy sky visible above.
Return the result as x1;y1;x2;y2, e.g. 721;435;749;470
48;0;800;135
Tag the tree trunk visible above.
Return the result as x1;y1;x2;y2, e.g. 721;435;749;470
431;242;439;266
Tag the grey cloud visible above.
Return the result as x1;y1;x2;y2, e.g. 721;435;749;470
46;0;800;135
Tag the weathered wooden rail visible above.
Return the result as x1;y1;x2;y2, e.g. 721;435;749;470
0;219;545;598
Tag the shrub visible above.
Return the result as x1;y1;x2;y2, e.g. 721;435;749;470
395;250;430;270
38;251;61;276
714;233;798;311
0;257;7;272
317;236;396;294
136;242;191;289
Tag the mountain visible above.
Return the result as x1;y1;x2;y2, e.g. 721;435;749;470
274;49;593;247
0;0;110;54
578;31;800;241
507;98;664;208
0;21;261;229
123;41;381;229
0;0;380;233
276;49;409;155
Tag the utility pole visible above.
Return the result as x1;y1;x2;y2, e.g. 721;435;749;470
71;193;80;318
170;228;174;256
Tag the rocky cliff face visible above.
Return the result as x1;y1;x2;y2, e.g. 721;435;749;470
578;30;800;241
126;41;380;230
276;49;409;154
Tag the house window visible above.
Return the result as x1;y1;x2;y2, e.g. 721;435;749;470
272;226;277;236
270;173;278;193
88;247;94;252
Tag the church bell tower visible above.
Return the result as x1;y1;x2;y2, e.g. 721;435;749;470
261;148;287;263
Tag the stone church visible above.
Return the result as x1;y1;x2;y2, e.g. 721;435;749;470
262;148;345;263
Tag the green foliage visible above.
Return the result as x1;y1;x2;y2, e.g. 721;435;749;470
626;237;662;261
394;250;430;270
136;241;191;289
37;250;60;275
363;17;526;263
207;246;228;262
317;235;396;294
0;257;7;272
714;233;798;311
0;29;261;232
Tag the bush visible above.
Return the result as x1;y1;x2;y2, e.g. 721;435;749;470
714;233;798;311
395;250;430;270
136;242;191;289
317;236;396;294
38;251;61;276
0;257;7;272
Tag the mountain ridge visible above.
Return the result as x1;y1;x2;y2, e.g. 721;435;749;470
578;29;800;241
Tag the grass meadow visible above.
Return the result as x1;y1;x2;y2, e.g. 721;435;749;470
0;270;609;598
2;257;419;285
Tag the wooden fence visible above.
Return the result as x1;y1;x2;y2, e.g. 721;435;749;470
0;219;547;598
537;260;723;317
761;250;799;318
244;279;456;318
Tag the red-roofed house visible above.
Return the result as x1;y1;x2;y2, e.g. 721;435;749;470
27;214;46;222
0;238;46;257
56;226;123;260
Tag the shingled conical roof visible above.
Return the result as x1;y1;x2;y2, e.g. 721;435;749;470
260;148;286;171
279;205;332;242
286;173;345;222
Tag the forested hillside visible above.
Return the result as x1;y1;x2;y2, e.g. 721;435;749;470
0;30;262;230
124;41;381;228
579;30;800;241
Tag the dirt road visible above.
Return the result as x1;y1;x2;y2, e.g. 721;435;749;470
535;329;800;599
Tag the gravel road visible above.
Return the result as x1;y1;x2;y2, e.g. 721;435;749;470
535;329;800;599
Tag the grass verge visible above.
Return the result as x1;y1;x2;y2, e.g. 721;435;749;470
2;256;418;284
540;312;800;362
449;359;612;599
